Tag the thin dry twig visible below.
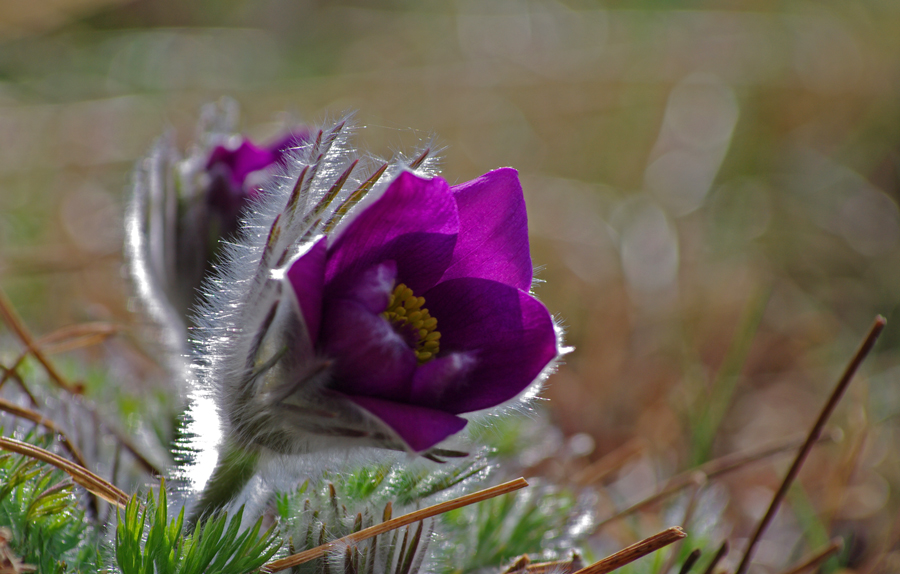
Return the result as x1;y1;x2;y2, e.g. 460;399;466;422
695;430;839;480
661;474;706;574
504;554;584;574
0;436;128;508
3;369;161;477
0;363;38;406
777;538;843;574
24;322;119;356
701;541;728;574
4;250;118;276
734;315;886;574
0;289;83;394
262;478;529;572
504;555;532;574
0;322;119;393
573;527;687;574
520;558;583;574
0;397;88;468
0;292;161;477
572;439;646;486
678;549;702;574
594;431;835;531
86;406;161;477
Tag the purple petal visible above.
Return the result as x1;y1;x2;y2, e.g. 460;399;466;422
321;299;417;401
423;278;557;414
409;353;476;408
207;140;278;188
331;261;397;314
440;168;533;291
287;237;328;343
346;395;468;452
325;171;458;294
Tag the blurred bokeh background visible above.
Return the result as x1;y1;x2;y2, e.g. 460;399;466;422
2;0;900;571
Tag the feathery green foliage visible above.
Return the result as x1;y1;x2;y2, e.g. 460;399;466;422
0;434;99;573
275;453;491;574
115;482;282;574
438;483;588;572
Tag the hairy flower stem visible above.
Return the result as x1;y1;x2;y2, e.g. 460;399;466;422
189;441;260;525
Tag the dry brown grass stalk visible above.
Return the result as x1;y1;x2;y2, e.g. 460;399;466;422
0;436;128;508
701;542;728;574
0;397;87;468
677;549;702;574
262;478;529;572
0;322;118;394
0;364;37;406
574;527;687;574
777;538;843;574
0;292;162;478
660;474;705;574
734;316;886;574
593;431;837;531
86;408;162;477
14;322;118;358
572;439;646;486
503;553;585;574
0;289;83;395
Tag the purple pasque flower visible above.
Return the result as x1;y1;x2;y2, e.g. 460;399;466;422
186;118;565;518
205;132;307;240
285;168;558;452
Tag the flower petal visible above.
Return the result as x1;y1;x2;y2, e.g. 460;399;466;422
207;140;278;188
441;168;532;291
409;352;476;408
423;278;557;414
346;395;468;452
321;299;417;400
287;237;328;343
326;171;458;294
331;261;397;314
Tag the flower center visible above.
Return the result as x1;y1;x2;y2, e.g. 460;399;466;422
381;283;441;363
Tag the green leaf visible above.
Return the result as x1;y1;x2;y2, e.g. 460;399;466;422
114;482;282;574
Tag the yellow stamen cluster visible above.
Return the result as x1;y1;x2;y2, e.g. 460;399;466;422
382;283;441;363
